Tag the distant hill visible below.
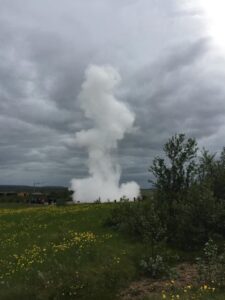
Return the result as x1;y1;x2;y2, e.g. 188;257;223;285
0;185;68;192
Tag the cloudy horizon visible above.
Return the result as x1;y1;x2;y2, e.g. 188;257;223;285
0;0;225;188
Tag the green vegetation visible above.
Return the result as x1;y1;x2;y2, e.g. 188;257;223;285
0;203;224;300
0;204;145;300
106;133;225;299
1;133;225;299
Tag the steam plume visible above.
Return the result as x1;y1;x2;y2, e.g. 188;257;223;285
70;65;140;202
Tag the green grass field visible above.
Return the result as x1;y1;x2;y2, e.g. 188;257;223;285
0;203;224;300
0;203;144;300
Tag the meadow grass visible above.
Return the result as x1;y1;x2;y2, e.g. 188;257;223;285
0;203;225;300
0;203;144;300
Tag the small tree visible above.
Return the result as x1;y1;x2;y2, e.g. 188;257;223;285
220;147;225;166
198;148;216;185
149;133;198;196
213;148;225;200
198;147;225;200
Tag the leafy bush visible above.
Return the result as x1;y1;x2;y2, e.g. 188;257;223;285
199;148;225;201
149;133;198;197
164;185;225;250
107;134;225;252
140;254;175;279
105;200;165;248
107;184;225;251
197;239;225;287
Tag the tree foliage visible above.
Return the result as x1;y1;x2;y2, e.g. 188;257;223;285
149;134;198;195
198;147;225;200
107;133;225;252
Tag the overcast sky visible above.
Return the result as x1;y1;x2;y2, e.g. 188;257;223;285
0;0;225;187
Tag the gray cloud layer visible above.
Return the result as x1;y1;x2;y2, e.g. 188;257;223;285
0;0;225;187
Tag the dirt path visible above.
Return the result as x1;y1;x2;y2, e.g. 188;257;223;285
120;263;199;300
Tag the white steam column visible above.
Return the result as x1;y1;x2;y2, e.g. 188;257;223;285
70;65;140;202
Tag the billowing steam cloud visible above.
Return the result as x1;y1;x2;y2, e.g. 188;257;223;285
70;65;140;202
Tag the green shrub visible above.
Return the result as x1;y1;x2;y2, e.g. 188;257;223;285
153;184;225;250
107;134;225;251
107;184;225;251
197;239;225;287
140;254;175;279
198;148;225;201
105;200;166;248
149;133;198;197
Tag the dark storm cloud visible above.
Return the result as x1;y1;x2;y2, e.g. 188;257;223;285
0;0;225;186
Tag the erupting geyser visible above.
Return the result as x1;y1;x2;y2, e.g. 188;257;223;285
70;65;140;202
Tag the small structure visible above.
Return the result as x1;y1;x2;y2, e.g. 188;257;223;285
17;192;29;197
29;192;46;204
